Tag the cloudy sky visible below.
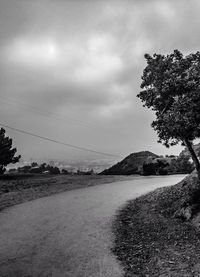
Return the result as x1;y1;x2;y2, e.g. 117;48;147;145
0;0;199;162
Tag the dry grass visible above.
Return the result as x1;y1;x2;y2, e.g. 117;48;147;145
112;172;200;276
0;174;135;212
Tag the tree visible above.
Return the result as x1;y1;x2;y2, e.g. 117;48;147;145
31;162;38;167
46;165;60;174
137;50;200;179
143;162;157;175
61;168;69;175
0;128;21;174
143;159;169;175
167;155;194;174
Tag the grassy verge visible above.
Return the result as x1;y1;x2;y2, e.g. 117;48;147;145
112;173;200;276
0;174;134;212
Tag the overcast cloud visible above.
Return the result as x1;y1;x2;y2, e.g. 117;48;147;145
0;0;199;162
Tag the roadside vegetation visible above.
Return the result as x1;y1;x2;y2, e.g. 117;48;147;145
143;154;194;176
112;172;200;276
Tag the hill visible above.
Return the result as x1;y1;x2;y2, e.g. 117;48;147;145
100;151;159;175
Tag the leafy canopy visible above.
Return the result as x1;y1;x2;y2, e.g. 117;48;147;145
137;50;200;147
0;128;21;173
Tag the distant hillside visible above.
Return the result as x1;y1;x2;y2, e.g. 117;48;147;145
100;151;159;175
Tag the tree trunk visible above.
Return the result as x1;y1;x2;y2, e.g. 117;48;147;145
184;138;200;180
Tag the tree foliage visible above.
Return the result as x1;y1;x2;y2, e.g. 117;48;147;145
137;50;200;178
0;128;21;174
167;156;194;174
143;159;169;175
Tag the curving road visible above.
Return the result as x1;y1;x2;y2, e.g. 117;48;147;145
0;175;185;277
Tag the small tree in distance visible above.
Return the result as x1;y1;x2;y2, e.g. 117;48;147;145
0;128;21;174
137;50;200;180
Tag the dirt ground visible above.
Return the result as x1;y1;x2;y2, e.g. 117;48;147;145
112;173;200;276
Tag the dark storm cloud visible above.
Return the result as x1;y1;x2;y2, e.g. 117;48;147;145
0;0;199;159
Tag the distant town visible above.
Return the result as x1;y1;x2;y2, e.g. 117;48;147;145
6;158;116;175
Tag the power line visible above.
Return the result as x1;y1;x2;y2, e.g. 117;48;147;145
0;96;110;131
0;123;123;158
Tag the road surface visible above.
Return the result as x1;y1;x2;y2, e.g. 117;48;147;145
0;175;185;277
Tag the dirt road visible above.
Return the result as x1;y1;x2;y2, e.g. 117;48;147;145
0;175;185;277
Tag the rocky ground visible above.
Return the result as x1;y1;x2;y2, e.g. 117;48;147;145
112;172;200;276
